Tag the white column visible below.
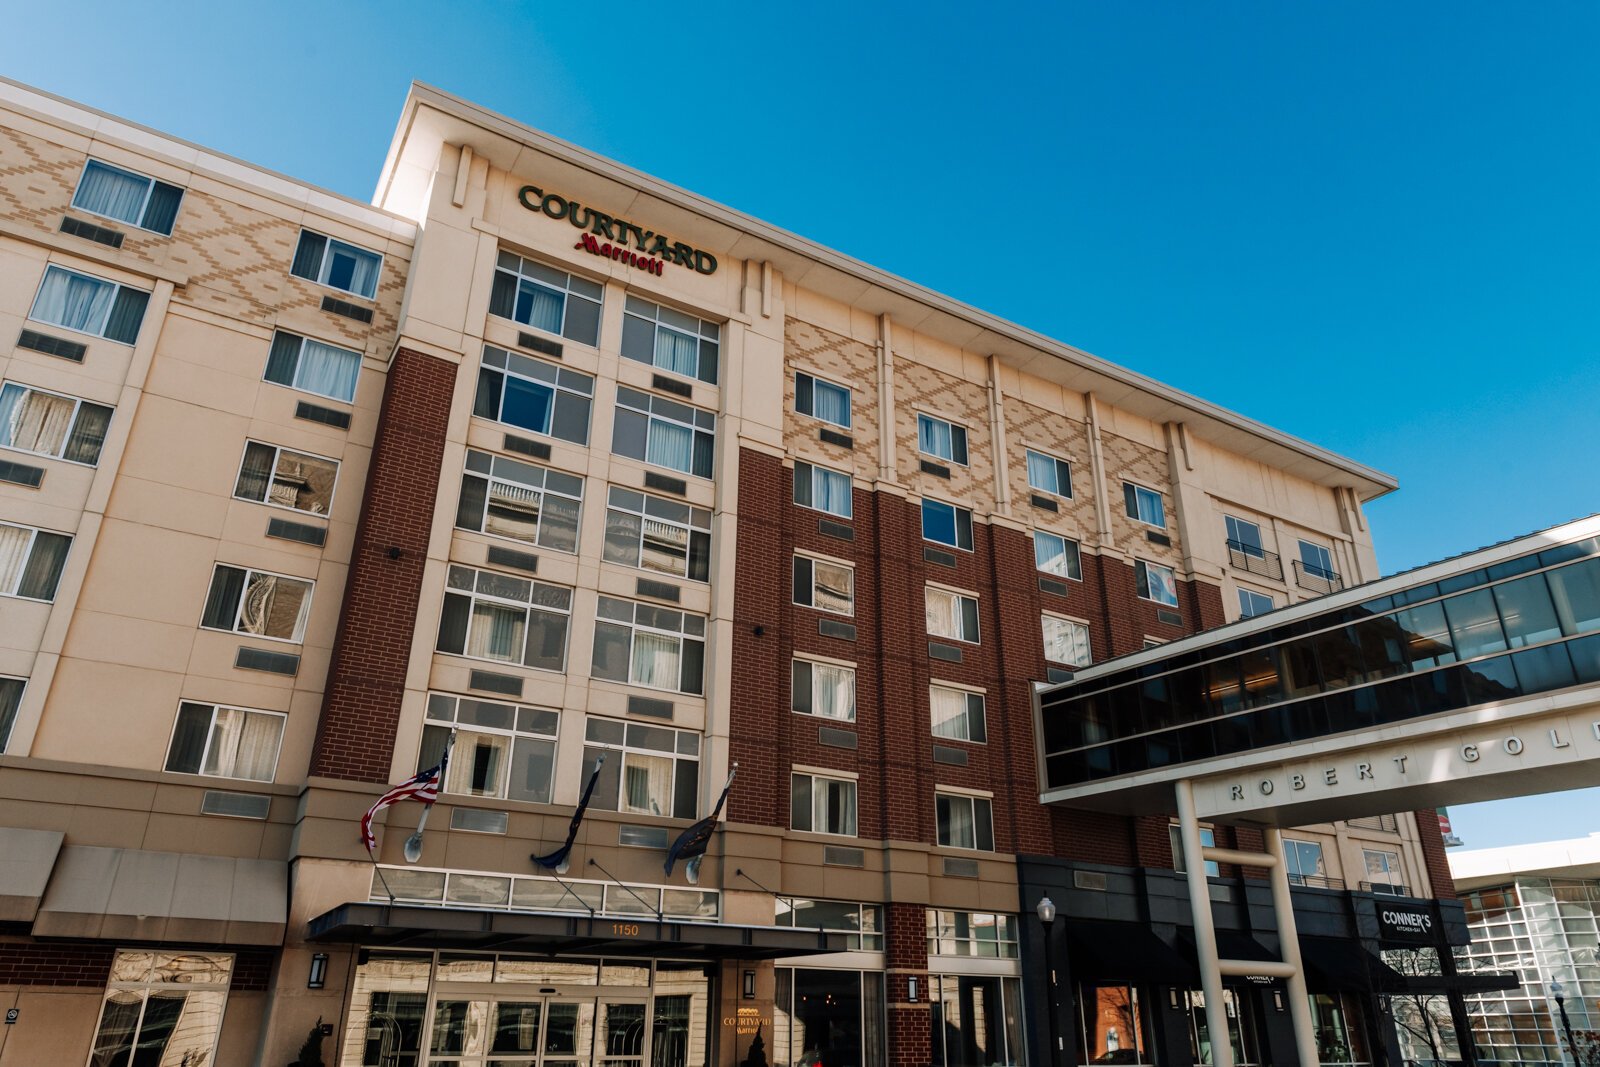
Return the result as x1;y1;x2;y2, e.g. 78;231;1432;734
1176;778;1233;1067
1264;825;1323;1066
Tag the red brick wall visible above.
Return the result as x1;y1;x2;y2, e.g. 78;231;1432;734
310;347;458;783
1414;808;1457;899
230;948;276;991
0;942;114;987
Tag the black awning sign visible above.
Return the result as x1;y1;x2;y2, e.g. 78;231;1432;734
1377;902;1435;944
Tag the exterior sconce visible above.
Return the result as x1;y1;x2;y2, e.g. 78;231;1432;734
1169;989;1181;1010
908;976;918;1002
308;952;329;989
743;970;756;999
1273;989;1286;1013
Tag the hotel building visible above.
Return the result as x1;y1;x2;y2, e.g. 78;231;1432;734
0;76;1470;1067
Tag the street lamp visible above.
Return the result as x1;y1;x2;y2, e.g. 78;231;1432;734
1037;896;1060;1067
1551;978;1578;1065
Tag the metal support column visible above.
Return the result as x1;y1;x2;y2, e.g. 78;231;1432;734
1263;825;1323;1067
1176;779;1233;1067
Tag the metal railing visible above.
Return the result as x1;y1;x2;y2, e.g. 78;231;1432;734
1293;559;1343;594
1361;881;1411;896
1226;539;1284;580
1286;873;1347;891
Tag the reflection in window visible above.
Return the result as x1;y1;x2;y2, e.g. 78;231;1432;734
1078;983;1152;1065
931;974;1025;1067
418;693;558;803
774;968;885;1067
89;951;233;1067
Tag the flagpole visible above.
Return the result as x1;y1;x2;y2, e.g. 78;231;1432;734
367;846;398;905
404;731;454;864
589;858;664;921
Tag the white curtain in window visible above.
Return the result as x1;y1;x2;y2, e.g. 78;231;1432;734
654;327;698;377
335;246;382;299
930;687;968;739
446;731;510;797
1027;451;1057;491
1043;617;1088;666
239;573;312;640
919;417;952;458
204;708;281;781
813;664;855;721
943;797;976;848
1034;533;1067;576
470;601;527;662
0;386;74;455
645;420;694;473
0;525;30;593
815;469;851;516
31;267;114;333
75;162;148;223
519;283;564;334
622;753;673;815
293;340;360;402
812;382;850;427
630;631;681;689
926;589;956;637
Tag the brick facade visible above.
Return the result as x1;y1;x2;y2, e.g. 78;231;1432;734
1415;807;1458;900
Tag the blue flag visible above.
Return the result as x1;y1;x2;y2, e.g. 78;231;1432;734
664;764;736;881
531;752;605;874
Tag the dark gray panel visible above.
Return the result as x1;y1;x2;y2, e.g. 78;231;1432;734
818;618;857;642
266;517;327;546
923;547;957;568
518;332;564;358
819;727;858;750
320;295;374;323
823;846;865;867
1038;577;1069;597
200;791;271;820
628;695;674;719
0;460;45;489
819;429;854;449
450;808;509;834
469;670;524;696
943;857;980;878
502;434;552;461
931;744;969;766
928;642;963;663
818;519;854;541
636;578;681;602
235;647;300;675
644;471;688;496
486;546;539;574
294;401;351;430
17;329;86;362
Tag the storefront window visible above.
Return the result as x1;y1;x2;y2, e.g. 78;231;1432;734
1186;988;1264;1066
931;975;1025;1066
1309;992;1372;1065
773;968;886;1067
88;951;233;1067
1078;983;1151;1064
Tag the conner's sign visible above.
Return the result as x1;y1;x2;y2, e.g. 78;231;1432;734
517;185;718;276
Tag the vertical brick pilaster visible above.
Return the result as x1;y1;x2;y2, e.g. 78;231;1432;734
1415;808;1458;899
885;901;931;1067
310;347;458;782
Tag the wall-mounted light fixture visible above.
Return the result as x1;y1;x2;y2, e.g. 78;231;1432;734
1272;989;1286;1014
743;971;756;999
908;976;918;1002
307;952;329;990
1169;989;1180;1010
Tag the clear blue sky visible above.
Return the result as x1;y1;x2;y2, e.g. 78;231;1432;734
4;2;1597;849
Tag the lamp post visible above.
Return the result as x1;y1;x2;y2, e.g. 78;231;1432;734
1551;978;1578;1066
1037;896;1060;1067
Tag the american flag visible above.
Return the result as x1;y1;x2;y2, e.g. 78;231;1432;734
360;756;447;852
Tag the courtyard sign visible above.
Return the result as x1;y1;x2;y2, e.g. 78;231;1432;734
517;185;719;276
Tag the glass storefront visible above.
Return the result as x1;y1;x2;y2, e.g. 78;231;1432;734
772;968;886;1067
341;953;712;1067
1184;988;1263;1066
1309;992;1372;1066
87;951;234;1067
930;974;1025;1067
1077;983;1152;1065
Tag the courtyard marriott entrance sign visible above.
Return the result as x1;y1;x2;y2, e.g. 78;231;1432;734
518;184;719;276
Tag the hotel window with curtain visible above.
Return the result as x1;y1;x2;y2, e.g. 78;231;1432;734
1026;448;1073;497
233;441;338;515
793;553;854;615
917;413;968;465
792;658;857;722
611;386;715;479
603;487;712;582
455;448;583;553
1135;559;1180;607
581;717;700;819
200;565;313;643
1034;530;1082;580
435;565;573;672
621;295;719;384
28;265;149;345
0;677;23;754
263;330;361;404
0;382;113;465
926;585;980;644
930;684;986;742
88;952;234;1067
474;345;594;445
791;771;858;836
794;460;853;519
490;251;603;346
795;371;852;429
1042;614;1091;666
935;790;994;850
590;596;706;695
418;693;559;804
0;523;72;602
164;702;285;782
72;159;184;234
921;498;973;551
290;229;382;299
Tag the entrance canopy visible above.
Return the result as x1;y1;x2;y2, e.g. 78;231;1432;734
1035;516;1600;824
308;902;850;960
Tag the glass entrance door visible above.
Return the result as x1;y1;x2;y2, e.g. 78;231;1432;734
596;1001;647;1067
426;996;639;1067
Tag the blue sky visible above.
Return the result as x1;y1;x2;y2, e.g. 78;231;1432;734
4;2;1597;849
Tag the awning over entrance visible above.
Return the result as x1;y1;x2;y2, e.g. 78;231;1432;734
0;828;63;923
307;902;852;959
1067;922;1199;985
31;845;287;945
1395;970;1521;996
1299;937;1406;993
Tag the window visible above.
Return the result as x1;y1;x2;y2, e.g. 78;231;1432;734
233;441;338;515
455;448;583;553
611;386;715;478
264;330;361;404
926;586;980;644
0;677;26;754
490;251;603;346
603;486;711;582
926;910;1018;957
0;383;113;465
436;565;572;672
930;684;986;743
791;771;857;836
88;951;233;1067
917;413;968;465
1135;560;1179;607
921;498;973;550
792;658;856;721
1078;984;1151;1067
582;717;700;819
72;160;184;234
591;595;705;695
621;295;719;384
1034;530;1082;580
290;229;382;299
1170;824;1219;877
1225;515;1263;557
0;523;71;602
935;791;994;850
1284;839;1327;886
474;345;594;445
1042;614;1091;666
1364;849;1404;893
1238;588;1274;619
164;702;285;782
776;898;883;950
28;265;149;344
1122;481;1166;528
794;461;853;519
1026;449;1072;497
201;565;313;642
1300;539;1336;580
793;554;854;615
417;693;559;803
794;372;851;429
